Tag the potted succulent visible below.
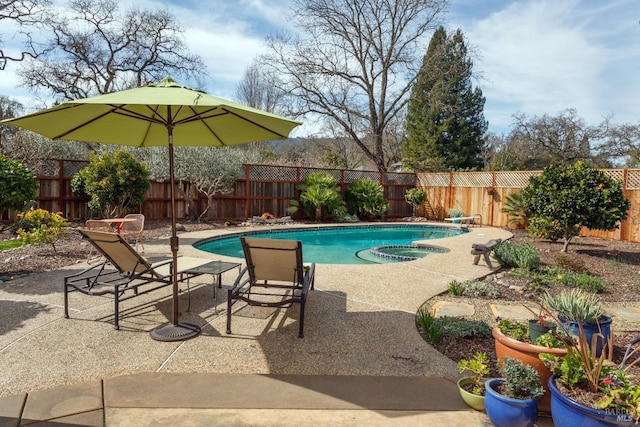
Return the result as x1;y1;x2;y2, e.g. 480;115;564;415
448;207;465;223
493;319;566;414
485;356;544;427
541;320;640;425
543;289;611;357
456;351;490;411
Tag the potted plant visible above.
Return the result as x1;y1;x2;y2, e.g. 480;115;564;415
485;357;544;427
405;188;427;218
448;207;465;223
523;305;557;342
543;289;611;357
541;320;640;425
493;319;566;415
456;351;490;411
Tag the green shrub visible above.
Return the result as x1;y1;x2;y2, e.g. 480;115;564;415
0;155;38;213
497;319;528;341
502;357;544;400
405;188;427;217
438;317;492;339
72;150;150;217
543;266;607;293
462;280;500;298
493;241;540;270
500;191;528;228
448;280;465;296
522;161;630;252
527;216;568;243
416;308;443;343
345;178;389;220
296;172;343;221
17;208;69;252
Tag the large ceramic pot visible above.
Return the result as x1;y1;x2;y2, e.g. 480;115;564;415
558;315;612;357
456;377;485;411
485;378;538;427
493;326;567;415
548;375;635;426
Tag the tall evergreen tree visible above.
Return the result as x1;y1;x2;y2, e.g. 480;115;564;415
403;27;487;171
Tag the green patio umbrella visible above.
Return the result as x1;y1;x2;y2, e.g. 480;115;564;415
1;77;301;341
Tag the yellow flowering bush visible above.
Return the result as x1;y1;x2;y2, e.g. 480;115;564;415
17;208;69;253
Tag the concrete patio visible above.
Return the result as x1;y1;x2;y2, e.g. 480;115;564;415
0;222;514;425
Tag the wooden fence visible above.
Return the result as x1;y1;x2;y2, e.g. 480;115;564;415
3;160;639;243
416;169;640;243
1;161;416;222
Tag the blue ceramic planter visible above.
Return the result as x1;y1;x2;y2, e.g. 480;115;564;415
548;375;636;426
484;378;538;427
558;315;612;357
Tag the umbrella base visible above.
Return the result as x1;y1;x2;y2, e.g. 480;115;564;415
150;322;201;342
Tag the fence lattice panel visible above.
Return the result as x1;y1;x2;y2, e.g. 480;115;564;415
248;165;298;181
452;172;493;187
417;173;450;187
494;171;539;188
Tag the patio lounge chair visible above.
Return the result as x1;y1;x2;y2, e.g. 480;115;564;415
64;229;211;329
85;219;114;263
227;237;315;338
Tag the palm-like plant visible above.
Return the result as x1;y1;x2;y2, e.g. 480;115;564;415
501;191;529;228
345;178;389;220
297;172;342;221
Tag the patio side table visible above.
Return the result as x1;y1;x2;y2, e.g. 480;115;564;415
182;260;242;313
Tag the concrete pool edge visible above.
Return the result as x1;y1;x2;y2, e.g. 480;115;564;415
190;222;472;265
173;221;514;280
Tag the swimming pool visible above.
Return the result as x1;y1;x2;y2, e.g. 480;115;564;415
194;224;466;265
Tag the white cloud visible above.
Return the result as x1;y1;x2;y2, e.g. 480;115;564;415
453;0;640;132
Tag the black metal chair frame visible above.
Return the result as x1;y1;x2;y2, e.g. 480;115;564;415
226;237;315;338
64;229;206;330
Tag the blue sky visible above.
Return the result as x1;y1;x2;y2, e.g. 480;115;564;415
1;0;638;136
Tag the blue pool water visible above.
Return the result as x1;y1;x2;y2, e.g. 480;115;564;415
195;225;465;265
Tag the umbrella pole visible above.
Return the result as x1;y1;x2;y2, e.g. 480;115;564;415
150;123;201;341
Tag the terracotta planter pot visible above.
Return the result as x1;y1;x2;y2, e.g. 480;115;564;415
493;326;567;415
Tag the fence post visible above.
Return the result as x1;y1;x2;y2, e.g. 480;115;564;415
244;164;251;220
58;159;65;216
621;168;629;241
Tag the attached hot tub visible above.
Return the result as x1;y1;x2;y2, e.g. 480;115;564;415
368;244;448;261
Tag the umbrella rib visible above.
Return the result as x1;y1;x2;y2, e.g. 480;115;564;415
221;108;291;139
174;106;290;146
52;106;121;139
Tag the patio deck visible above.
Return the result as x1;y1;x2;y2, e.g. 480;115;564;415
0;222;516;425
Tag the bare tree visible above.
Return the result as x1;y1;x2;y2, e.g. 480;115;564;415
236;57;287;114
596;121;640;167
18;0;206;102
262;0;448;172
509;109;606;169
0;0;51;70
